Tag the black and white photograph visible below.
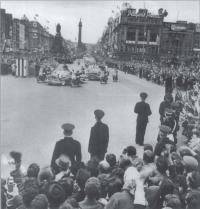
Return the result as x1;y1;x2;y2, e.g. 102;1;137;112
1;0;200;209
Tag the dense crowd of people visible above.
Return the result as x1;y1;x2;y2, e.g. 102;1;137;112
2;60;200;209
121;60;200;93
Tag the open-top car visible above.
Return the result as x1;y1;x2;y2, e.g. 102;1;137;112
86;65;101;81
47;64;72;86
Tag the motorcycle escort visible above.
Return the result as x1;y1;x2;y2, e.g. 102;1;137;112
71;71;81;87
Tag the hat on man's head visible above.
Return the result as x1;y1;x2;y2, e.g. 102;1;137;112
94;109;105;119
140;92;148;99
55;154;71;171
61;123;75;132
159;125;171;134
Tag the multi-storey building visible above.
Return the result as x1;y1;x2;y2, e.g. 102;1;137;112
160;21;194;61
100;8;166;61
99;6;200;62
1;8;56;55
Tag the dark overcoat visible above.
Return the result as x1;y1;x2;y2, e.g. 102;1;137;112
88;121;109;156
51;137;82;174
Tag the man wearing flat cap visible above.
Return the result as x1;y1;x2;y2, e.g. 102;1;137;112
134;93;152;146
51;123;82;174
88;109;109;161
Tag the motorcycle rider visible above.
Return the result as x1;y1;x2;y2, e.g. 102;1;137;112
71;70;77;86
100;69;105;83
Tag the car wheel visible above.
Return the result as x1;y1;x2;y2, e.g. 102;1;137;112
61;81;65;86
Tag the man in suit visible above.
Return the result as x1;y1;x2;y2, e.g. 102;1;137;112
134;92;152;146
88;109;109;161
51;123;82;174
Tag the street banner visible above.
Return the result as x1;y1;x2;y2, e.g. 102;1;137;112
16;58;20;76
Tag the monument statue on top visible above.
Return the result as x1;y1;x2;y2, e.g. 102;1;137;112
56;23;61;34
52;23;64;56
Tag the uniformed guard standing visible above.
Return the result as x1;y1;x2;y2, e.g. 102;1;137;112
134;92;152;146
88;109;109;161
51;123;82;174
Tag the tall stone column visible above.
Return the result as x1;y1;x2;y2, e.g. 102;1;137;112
78;19;82;48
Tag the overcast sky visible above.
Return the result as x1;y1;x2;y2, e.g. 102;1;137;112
1;1;200;43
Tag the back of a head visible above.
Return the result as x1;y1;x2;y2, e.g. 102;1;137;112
143;150;155;164
124;146;136;157
186;190;200;209
47;182;66;208
159;178;175;199
58;177;74;198
38;167;54;184
76;168;91;189
164;194;182;209
27;163;40;178
84;177;100;200
156;156;168;174
30;194;48;209
119;158;132;170
22;178;40;207
86;157;99;177
107;177;123;198
98;160;110;174
144;144;153;152
110;167;125;180
187;171;200;189
106;153;117;167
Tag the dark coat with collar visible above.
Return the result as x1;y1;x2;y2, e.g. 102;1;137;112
88;121;109;156
51;137;82;174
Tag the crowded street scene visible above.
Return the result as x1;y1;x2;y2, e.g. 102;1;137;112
1;1;200;209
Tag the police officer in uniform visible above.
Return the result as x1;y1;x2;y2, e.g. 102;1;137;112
88;109;109;161
134;92;152;146
51;123;82;174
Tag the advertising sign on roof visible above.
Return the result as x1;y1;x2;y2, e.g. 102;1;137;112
171;24;186;31
127;9;136;16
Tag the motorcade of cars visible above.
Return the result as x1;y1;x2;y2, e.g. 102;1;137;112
47;64;72;86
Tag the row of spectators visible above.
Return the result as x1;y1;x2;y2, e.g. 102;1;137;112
2;138;200;209
121;60;200;92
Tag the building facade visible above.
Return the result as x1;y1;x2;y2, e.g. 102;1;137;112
100;8;165;61
160;21;194;61
99;6;200;62
1;8;56;56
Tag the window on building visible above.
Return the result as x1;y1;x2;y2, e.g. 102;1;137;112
127;30;136;41
150;33;157;42
138;30;145;41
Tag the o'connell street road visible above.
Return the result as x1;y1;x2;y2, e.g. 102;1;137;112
1;66;164;177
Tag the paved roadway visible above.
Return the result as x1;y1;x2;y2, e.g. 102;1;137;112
1;65;165;177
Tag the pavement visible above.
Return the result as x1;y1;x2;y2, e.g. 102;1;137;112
1;64;165;177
